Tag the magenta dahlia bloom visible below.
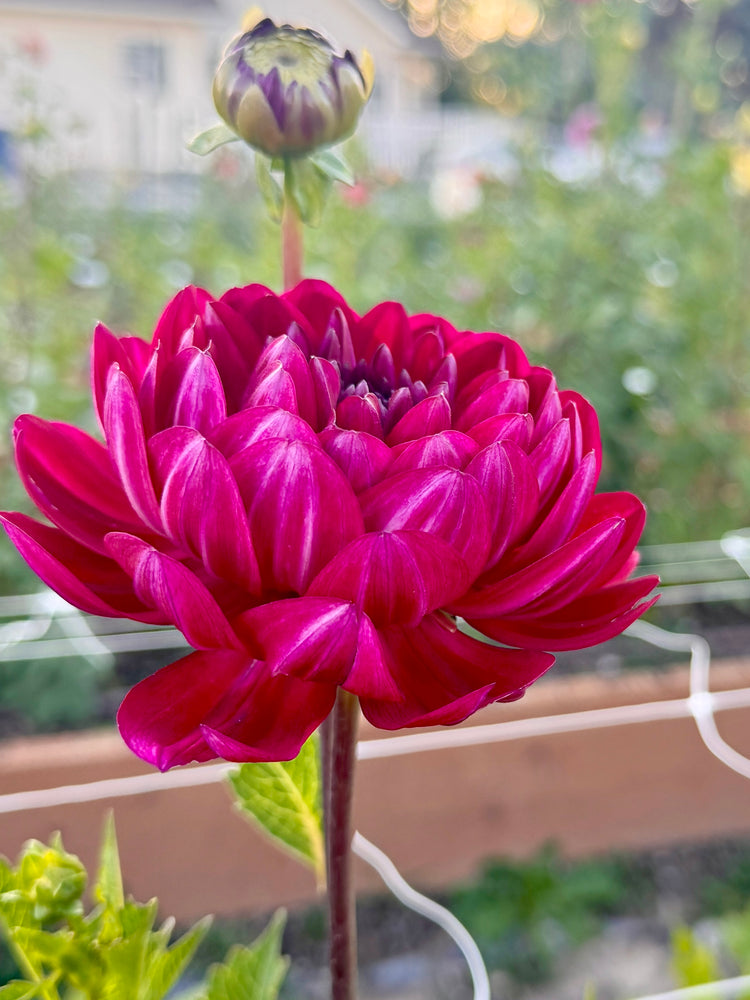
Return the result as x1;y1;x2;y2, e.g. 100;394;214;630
2;281;657;768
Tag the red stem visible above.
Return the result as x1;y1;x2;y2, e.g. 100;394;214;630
326;688;359;1000
281;189;303;291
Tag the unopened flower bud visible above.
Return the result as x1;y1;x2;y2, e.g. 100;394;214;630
213;18;374;157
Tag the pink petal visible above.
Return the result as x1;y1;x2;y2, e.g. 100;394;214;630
105;532;241;649
284;279;360;352
454;378;530;433
465;440;540;568
202;665;336;763
238;597;359;683
310;356;340;429
318;427;392;492
230;438;364;593
472;579;659;650
467;412;533;450
409;329;446;385
528;370;562;447
321;307;357;370
561;390;601;476
14;416;144;554
509;449;598;567
359;467;490;574
451;332;531;391
451;517;627;618
0;512;161;621
243;361;298;415
529;417;571;504
342;614;403;701
386;393;452;446
576;492;647;586
358;301;411;373
159;346;227;435
244;335;317;425
224;286;315;349
390;430;478;473
427;354;458;401
117;649;250;769
409;313;459;347
91;324;151;432
208;405;318;458
149;427;261;593
336;393;384;438
103;366;162;532
199;300;260;412
360;612;553;729
152;285;213;354
383;386;413;434
307;529;473;627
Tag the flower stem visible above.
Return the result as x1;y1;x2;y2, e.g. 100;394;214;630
325;688;359;1000
282;162;303;291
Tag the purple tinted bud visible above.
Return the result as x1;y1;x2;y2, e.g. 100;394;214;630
213;18;374;157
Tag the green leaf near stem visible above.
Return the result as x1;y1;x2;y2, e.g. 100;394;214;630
255;155;284;223
309;148;356;186
204;911;288;1000
284;157;332;227
187;123;240;156
228;734;325;887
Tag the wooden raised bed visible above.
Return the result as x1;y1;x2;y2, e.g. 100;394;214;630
2;661;750;922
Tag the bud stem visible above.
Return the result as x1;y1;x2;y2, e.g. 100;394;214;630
282;164;304;291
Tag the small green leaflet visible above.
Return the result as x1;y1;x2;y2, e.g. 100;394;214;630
204;911;288;1000
0;981;47;999
254;155;284;223
143;917;212;1000
187;123;240;156
309;148;356;186
285;157;331;227
228;735;325;887
94;812;124;914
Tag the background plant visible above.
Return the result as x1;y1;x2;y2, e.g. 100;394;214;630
0;816;288;999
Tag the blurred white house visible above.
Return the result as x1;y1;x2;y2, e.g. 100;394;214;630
0;0;443;175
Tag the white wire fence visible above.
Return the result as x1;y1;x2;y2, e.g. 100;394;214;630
3;531;750;999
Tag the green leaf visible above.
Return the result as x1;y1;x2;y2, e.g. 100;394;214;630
0;981;44;999
286;159;331;227
10;926;72;964
16;837;85;923
228;735;325;886
142;916;212;1000
309;149;355;186
255;155;284;223
94;812;124;914
187;123;240;156
205;911;288;1000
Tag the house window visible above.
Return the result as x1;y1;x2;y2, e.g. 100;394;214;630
123;42;167;94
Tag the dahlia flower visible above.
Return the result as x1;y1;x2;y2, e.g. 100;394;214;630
213;19;373;157
2;281;657;768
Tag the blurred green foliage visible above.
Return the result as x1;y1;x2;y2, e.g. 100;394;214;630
448;844;649;982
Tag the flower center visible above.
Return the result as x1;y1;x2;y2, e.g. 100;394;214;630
338;362;393;407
